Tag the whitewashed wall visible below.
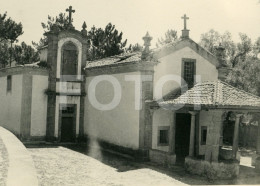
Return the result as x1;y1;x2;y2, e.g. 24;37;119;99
152;108;173;152
84;71;141;149
30;75;48;137
154;47;218;100
0;75;23;135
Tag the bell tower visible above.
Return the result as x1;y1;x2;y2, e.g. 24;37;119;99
45;6;88;141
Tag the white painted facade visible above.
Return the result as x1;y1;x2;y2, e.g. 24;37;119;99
0;75;23;135
154;47;218;100
30;75;48;137
84;72;141;149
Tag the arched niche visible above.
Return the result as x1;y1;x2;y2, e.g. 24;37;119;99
61;41;78;76
56;37;82;79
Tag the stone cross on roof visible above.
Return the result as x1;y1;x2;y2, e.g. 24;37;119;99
66;6;75;25
181;14;189;30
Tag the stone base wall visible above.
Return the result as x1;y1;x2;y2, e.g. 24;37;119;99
185;156;239;180
85;135;149;161
149;149;176;166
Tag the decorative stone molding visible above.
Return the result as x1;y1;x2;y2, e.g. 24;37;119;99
57;37;82;79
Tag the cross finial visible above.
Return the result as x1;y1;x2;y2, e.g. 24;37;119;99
181;14;189;30
66;6;75;25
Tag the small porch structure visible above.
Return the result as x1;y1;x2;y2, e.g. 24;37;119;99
149;81;260;179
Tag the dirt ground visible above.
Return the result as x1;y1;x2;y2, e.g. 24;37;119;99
28;144;260;186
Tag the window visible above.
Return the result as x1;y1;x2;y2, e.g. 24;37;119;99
182;58;196;88
158;126;170;146
7;75;12;92
201;126;207;145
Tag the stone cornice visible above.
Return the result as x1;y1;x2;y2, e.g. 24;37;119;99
0;66;49;77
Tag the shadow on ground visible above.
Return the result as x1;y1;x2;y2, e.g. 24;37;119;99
26;143;260;185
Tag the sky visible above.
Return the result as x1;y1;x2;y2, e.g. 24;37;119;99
1;0;260;48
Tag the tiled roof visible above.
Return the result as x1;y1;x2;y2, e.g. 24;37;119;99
85;52;143;69
85;37;219;69
159;81;260;108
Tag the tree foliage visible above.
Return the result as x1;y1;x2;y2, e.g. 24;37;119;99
13;42;39;65
226;56;260;96
0;12;23;43
41;13;71;33
87;23;127;61
33;13;71;48
128;43;143;52
199;29;255;68
0;41;10;67
200;29;260;97
156;29;178;47
0;12;23;67
35;13;128;61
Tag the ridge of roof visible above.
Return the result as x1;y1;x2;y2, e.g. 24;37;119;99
85;52;143;69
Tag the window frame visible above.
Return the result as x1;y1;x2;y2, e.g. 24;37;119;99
157;126;170;146
181;58;196;88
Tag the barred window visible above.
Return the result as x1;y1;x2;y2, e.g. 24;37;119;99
182;59;196;88
158;126;170;146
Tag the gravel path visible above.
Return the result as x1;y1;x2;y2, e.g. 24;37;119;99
28;145;260;186
0;136;8;186
28;146;187;186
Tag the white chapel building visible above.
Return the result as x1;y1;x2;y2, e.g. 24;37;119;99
1;8;260;178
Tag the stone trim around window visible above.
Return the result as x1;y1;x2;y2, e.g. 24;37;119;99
181;58;196;88
201;126;207;145
157;126;170;146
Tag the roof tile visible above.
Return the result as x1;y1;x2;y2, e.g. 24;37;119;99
159;81;260;108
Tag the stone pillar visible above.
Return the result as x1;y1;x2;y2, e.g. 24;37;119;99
45;32;58;141
232;114;242;159
144;107;156;149
189;111;197;157
168;111;176;155
219;113;226;147
257;122;260;155
255;119;260;172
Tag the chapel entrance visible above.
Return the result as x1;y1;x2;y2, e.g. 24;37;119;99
59;105;76;142
175;113;191;163
61;42;78;76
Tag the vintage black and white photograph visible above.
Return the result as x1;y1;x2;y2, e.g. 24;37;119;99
0;0;260;185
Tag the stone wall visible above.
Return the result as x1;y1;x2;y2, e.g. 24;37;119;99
185;157;239;180
0;67;48;139
149;149;176;166
199;110;223;161
30;75;48;138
